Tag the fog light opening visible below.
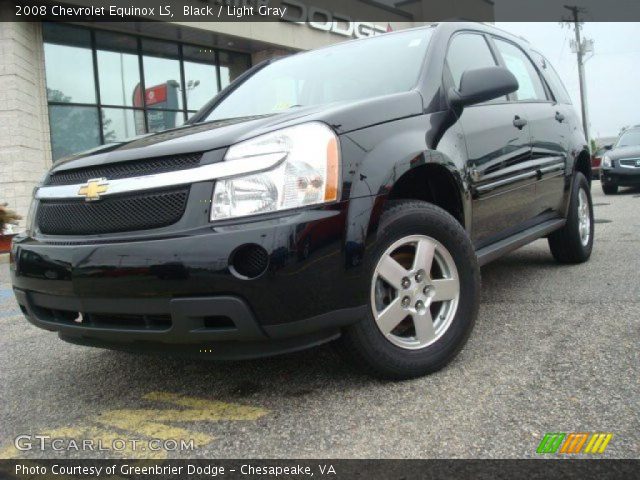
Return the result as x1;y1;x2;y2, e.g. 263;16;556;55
229;244;269;280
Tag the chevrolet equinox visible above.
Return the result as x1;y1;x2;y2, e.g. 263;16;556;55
11;23;594;379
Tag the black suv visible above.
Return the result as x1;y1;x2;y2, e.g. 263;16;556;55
11;23;593;379
600;126;640;194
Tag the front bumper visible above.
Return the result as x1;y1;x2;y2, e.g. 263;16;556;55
10;203;368;357
601;167;640;186
13;288;356;359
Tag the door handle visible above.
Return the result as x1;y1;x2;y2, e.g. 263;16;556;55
513;116;528;130
555;111;565;123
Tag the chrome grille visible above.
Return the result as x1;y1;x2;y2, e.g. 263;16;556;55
618;158;640;168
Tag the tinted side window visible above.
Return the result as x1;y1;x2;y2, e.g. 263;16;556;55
446;33;497;89
531;51;572;104
494;39;547;101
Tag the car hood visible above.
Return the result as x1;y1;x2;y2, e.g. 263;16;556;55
51;91;423;173
607;144;640;160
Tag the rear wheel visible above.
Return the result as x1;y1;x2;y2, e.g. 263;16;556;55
337;201;480;379
548;172;594;263
602;183;618;195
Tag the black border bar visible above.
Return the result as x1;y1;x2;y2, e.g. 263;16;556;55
1;459;639;480
3;0;640;22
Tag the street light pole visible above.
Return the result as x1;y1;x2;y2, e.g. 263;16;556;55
564;5;591;145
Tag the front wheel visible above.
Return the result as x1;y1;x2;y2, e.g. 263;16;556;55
548;172;594;263
602;183;618;195
337;201;480;380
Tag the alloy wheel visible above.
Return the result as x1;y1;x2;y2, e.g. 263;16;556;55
578;187;591;246
370;235;460;350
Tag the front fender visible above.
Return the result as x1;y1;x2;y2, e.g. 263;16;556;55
339;114;471;299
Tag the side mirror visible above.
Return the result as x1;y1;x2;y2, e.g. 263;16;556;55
449;66;519;108
604;144;613;150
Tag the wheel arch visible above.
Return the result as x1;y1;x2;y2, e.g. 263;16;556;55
343;152;470;268
386;162;467;229
561;146;592;219
574;148;592;184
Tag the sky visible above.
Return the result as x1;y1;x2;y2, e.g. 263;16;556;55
495;22;640;141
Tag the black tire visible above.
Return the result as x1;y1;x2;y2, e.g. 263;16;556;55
602;183;618;195
336;200;480;380
548;172;594;263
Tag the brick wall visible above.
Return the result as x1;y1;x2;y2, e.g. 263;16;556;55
0;19;51;231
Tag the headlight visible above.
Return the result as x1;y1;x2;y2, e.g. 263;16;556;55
601;155;612;168
211;122;340;221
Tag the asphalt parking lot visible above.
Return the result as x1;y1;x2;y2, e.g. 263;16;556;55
0;181;638;460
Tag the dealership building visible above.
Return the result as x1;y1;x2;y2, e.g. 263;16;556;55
0;0;493;230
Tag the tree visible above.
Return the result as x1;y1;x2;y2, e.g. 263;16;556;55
47;89;115;160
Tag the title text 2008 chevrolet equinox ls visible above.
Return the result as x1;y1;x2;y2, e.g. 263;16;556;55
11;23;594;379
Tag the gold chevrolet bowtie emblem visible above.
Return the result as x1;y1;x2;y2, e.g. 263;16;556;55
78;178;109;201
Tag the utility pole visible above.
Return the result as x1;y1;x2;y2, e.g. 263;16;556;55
564;5;593;145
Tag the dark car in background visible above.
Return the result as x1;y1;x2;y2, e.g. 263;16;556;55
601;126;640;194
10;23;593;379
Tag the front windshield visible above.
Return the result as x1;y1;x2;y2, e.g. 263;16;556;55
616;129;640;148
204;28;433;122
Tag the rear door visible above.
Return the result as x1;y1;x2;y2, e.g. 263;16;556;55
445;32;535;245
491;38;569;219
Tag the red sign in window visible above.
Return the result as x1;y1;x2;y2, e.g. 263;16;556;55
145;84;167;106
132;83;168;108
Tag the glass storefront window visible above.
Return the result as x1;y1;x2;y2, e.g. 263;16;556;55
97;50;141;107
183;61;218;111
43;26;95;104
42;23;251;160
146;110;185;133
142;40;183;110
183;46;220;111
102;108;140;142
48;105;100;160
